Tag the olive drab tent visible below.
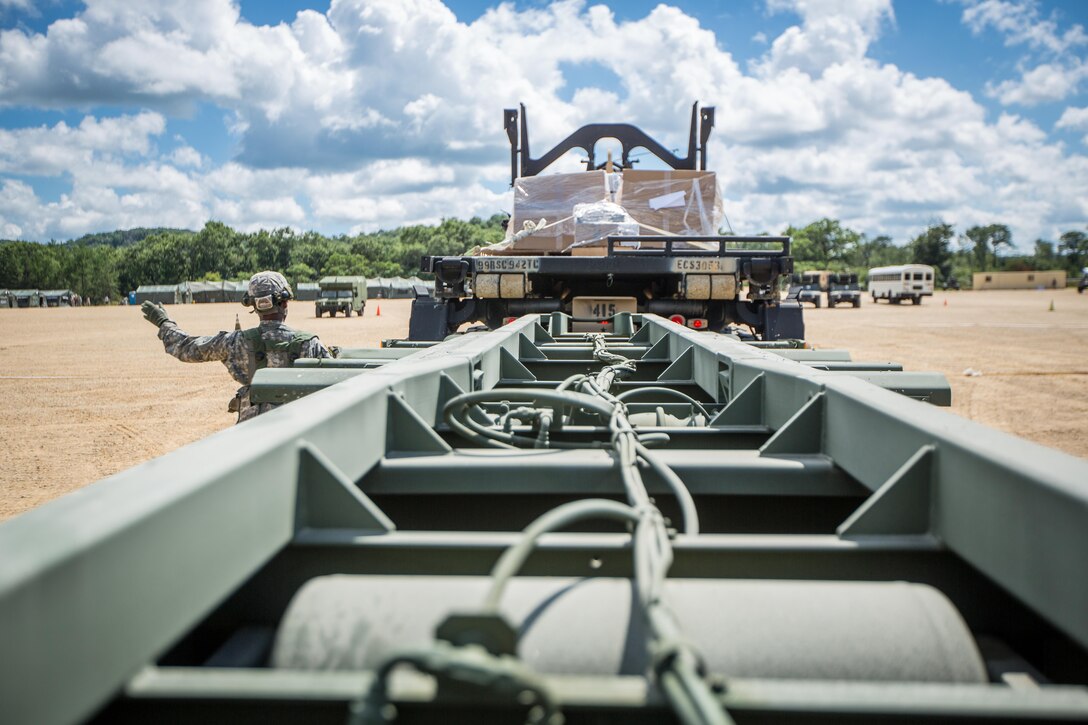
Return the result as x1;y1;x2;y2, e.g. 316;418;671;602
11;290;42;307
178;280;248;303
295;282;319;301
187;281;216;303
134;285;182;304
40;290;74;307
221;280;246;303
368;277;435;299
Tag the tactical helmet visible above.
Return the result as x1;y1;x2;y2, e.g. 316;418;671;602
243;271;293;312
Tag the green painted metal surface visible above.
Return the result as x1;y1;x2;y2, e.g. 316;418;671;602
1;313;1087;724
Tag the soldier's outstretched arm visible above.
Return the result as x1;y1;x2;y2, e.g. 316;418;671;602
303;337;333;360
157;322;237;363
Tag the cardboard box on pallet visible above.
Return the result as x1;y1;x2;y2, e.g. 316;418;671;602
620;170;722;236
479;168;723;255
481;171;613;255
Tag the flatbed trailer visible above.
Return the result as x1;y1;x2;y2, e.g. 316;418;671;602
3;313;1088;724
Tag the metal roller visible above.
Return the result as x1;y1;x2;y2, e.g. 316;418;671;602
272;576;987;683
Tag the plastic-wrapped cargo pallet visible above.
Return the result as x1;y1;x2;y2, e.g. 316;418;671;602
480;169;725;255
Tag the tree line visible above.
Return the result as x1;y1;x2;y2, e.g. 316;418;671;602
0;216;507;302
1;215;1085;301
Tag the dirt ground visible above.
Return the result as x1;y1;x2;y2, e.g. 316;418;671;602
1;289;1086;521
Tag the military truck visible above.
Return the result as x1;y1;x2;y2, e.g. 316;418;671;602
827;272;862;307
792;270;829;307
315;276;366;317
411;104;801;341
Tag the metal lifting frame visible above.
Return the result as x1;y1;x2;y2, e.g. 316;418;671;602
505;103;716;184
1;314;1088;724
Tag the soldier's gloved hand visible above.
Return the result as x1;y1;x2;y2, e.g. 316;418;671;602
141;301;171;328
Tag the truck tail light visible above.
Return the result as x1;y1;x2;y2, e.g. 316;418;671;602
502;316;518;325
688;318;708;330
669;314;686;326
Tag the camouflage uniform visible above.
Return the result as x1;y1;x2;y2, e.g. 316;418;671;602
158;319;331;422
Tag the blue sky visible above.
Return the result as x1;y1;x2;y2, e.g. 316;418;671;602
0;0;1085;248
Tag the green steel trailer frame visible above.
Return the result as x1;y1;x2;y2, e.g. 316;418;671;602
2;314;1087;724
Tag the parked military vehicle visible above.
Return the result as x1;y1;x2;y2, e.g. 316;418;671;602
1078;267;1087;293
411;105;801;342
790;271;829;307
827;273;862;307
316;276;367;317
2;310;1088;724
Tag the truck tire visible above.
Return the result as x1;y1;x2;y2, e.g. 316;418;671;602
828;299;836;308
330;309;337;317
912;296;921;305
853;299;861;308
872;293;878;303
315;307;321;318
345;308;351;318
814;298;821;308
891;297;901;305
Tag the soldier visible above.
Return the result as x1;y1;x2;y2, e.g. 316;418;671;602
141;271;331;423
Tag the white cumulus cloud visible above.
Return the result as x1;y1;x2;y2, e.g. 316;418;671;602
959;0;1088;106
1056;105;1088;145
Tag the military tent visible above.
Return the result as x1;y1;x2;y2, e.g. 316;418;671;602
187;281;214;303
389;277;416;298
135;285;182;304
222;280;247;303
368;276;432;299
367;278;387;298
40;289;74;307
11;289;42;307
295;282;319;301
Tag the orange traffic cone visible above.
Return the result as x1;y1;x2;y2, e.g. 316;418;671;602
376;304;381;317
943;299;948;307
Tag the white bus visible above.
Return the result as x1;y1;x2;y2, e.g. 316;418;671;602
867;264;935;305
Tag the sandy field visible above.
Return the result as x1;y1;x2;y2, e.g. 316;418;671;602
1;289;1086;521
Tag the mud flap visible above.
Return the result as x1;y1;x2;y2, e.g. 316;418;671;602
763;301;805;341
408;296;452;341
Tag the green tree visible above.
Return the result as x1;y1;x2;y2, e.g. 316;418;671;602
784;218;859;267
62;244;119;301
321;251;367;277
189;222;239;279
1033;239;1057;268
1059;229;1088;273
285;262;317;287
847;234;903;270
908;223;954;279
0;241;64;289
965;224;1012;270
